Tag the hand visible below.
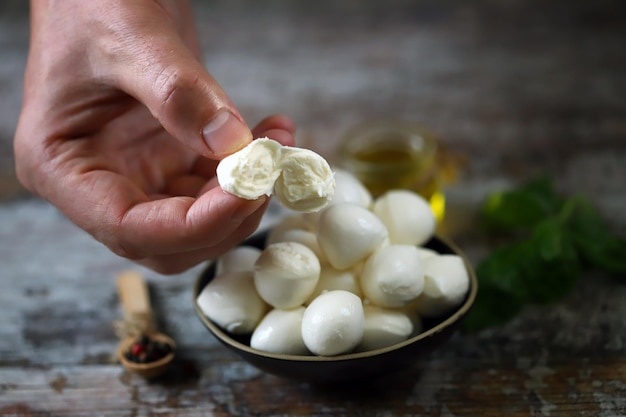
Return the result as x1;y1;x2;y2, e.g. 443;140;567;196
14;0;296;274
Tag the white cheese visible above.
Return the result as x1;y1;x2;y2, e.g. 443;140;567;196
301;290;364;356
274;147;336;213
216;138;282;199
359;244;425;308
217;137;335;213
317;203;388;270
373;189;436;246
215;246;262;275
254;241;321;309
356;304;414;352
414;254;470;317
250;307;310;355
196;270;268;334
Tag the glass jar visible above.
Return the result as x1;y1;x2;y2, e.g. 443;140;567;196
337;121;447;222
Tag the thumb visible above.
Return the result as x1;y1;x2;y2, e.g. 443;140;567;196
104;15;251;158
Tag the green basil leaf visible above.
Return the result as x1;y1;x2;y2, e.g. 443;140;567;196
480;176;562;233
475;242;531;299
533;218;567;261
563;197;608;240
566;197;626;277
521;222;581;303
576;236;626;276
462;283;525;331
467;176;624;331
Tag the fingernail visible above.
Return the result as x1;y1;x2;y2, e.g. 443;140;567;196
202;110;252;157
232;196;268;222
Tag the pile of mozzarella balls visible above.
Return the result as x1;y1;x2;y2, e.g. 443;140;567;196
197;169;470;357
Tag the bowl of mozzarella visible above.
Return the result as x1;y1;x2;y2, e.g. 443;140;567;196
194;169;477;383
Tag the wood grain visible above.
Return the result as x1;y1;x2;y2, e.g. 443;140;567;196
1;0;625;415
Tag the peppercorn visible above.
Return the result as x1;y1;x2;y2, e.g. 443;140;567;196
124;333;172;364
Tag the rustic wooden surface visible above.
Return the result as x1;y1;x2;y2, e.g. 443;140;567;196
1;1;626;416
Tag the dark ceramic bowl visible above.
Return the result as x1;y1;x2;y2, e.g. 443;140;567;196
193;231;477;384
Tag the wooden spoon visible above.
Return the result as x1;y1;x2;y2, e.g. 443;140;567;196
116;270;175;378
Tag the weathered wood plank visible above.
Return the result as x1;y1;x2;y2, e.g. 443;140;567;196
0;356;624;416
1;0;626;415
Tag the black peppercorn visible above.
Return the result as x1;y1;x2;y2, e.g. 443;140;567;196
124;333;172;364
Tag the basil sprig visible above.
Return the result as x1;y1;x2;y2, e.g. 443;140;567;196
463;177;626;331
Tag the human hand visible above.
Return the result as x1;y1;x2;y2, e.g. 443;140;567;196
14;0;296;274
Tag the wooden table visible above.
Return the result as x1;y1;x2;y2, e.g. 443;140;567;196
1;1;625;415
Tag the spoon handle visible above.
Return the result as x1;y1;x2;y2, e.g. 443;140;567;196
116;270;155;333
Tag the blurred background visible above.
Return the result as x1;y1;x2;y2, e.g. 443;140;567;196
1;0;624;225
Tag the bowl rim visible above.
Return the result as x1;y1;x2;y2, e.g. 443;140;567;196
193;233;477;362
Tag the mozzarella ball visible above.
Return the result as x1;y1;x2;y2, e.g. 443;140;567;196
250;307;310;355
400;302;425;337
196;271;268;334
317;203;388;270
414;255;470;317
360;245;425;308
301;290;364;356
305;264;362;304
417;247;438;262
373;190;436;246
301;169;373;229
266;228;326;264
356;305;414;352
268;214;311;237
216;137;282;199
273;147;336;213
215;246;262;275
330;168;374;207
254;242;321;309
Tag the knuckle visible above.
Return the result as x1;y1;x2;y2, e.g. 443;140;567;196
103;217;145;261
152;68;202;117
106;238;144;261
13;128;51;196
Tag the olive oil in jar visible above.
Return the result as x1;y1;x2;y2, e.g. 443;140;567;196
338;122;446;222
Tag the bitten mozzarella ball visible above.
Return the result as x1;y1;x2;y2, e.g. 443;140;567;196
216;138;282;199
254;242;321;309
196;271;268;334
250;307;309;355
317;203;388;270
357;305;414;352
305;265;362;304
360;245;425;308
215;246;262;275
414;255;470;317
301;290;364;356
373;190;436;246
273;147;336;213
217;138;335;212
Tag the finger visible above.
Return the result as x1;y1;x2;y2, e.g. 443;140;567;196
191;119;296;180
252;114;297;136
197;177;221;196
162;174;208;197
111;188;269;259
42;154;268;265
99;4;251;159
191;157;220;180
259;128;296;148
136;203;267;274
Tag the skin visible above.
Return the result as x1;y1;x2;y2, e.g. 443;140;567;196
14;0;296;274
